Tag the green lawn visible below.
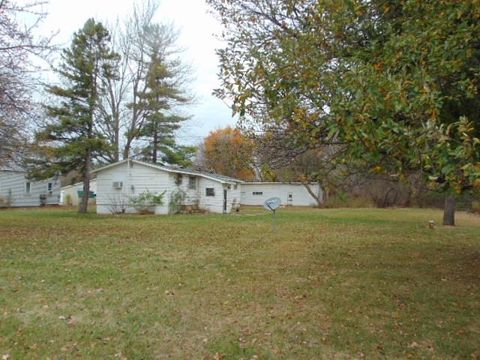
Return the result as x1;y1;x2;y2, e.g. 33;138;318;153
0;207;479;359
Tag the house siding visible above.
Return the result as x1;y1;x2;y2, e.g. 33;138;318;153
96;161;174;215
197;178;241;214
95;160;243;215
240;183;322;207
61;179;97;206
0;171;61;207
172;174;200;206
198;178;226;213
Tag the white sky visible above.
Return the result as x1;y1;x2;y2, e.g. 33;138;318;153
37;0;235;145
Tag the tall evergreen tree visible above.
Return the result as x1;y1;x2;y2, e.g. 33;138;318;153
99;1;192;163
135;24;190;164
36;19;119;213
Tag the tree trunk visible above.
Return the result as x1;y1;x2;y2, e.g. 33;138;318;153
152;119;158;163
114;115;120;162
79;150;91;214
443;195;456;226
302;182;322;207
123;139;131;160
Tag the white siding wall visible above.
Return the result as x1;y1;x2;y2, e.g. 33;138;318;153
198;178;225;213
0;171;61;207
96;162;174;215
173;174;200;206
95;160;242;215
197;178;241;214
230;183;242;211
61;179;97;206
240;183;322;207
225;183;242;214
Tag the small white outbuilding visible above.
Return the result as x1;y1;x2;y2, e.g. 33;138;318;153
61;179;97;206
240;182;323;207
93;159;243;215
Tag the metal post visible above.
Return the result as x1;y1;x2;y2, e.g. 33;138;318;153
272;209;276;232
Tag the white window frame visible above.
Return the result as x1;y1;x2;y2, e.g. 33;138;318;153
188;176;196;190
175;174;183;186
206;187;215;197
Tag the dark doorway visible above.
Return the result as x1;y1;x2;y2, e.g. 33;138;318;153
223;189;227;213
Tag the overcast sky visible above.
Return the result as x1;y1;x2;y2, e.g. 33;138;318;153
38;0;235;145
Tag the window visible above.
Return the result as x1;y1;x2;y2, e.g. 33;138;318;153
252;191;263;196
188;176;196;190
206;188;215;196
112;181;123;189
47;182;53;194
25;182;31;194
175;174;183;186
233;184;238;190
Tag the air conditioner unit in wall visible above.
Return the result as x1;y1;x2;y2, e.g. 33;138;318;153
112;181;123;189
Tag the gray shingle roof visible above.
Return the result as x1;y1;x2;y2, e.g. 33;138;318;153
93;159;244;184
160;164;243;184
0;162;25;172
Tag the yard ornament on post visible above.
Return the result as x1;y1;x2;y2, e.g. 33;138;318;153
264;197;281;231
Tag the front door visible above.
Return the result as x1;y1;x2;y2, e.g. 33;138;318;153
223;189;227;213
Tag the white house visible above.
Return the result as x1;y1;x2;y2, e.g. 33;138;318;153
93;159;243;215
240;182;323;207
0;167;61;208
61;179;97;206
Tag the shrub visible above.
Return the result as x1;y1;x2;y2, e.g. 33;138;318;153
472;201;480;214
169;190;186;214
130;190;165;214
323;192;375;208
0;196;11;208
106;194;128;215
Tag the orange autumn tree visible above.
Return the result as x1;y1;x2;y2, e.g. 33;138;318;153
200;127;255;181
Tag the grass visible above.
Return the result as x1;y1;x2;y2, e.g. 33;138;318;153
0;207;479;359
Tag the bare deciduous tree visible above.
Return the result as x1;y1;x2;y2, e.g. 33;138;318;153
99;0;191;163
0;0;53;166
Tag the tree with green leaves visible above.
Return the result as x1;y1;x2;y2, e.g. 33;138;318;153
135;24;191;164
36;18;119;213
99;0;192;164
208;0;480;225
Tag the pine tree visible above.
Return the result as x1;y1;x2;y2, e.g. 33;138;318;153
36;19;119;213
135;25;190;164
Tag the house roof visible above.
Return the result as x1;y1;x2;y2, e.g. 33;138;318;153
92;159;244;185
0;162;25;172
61;178;97;190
